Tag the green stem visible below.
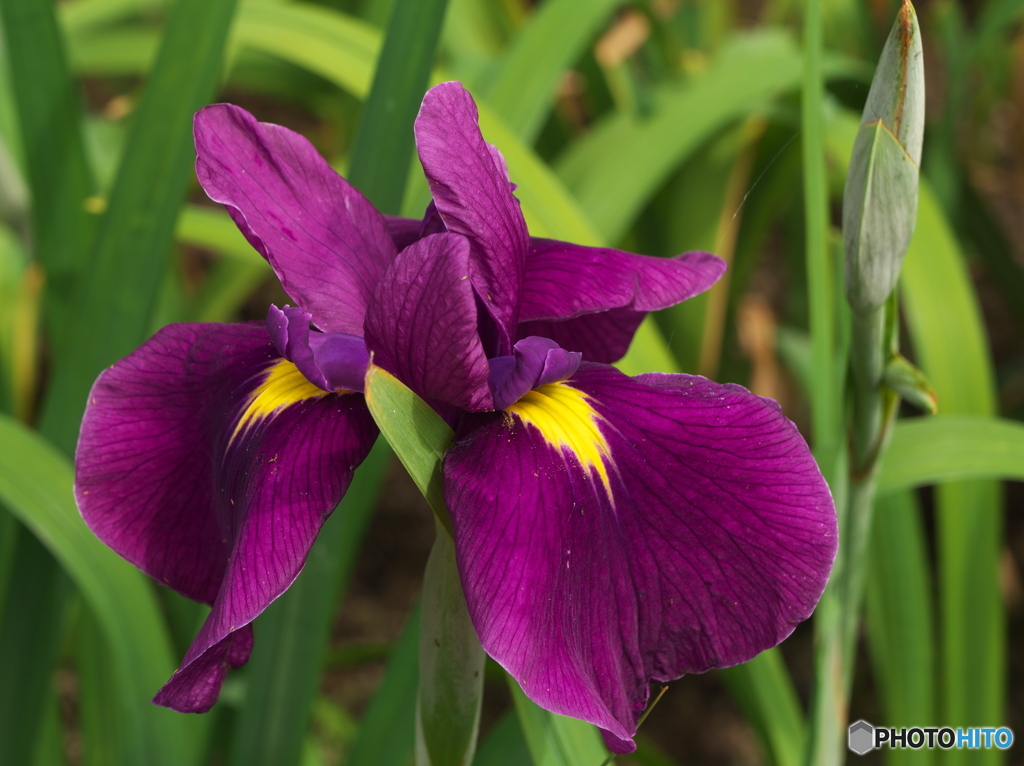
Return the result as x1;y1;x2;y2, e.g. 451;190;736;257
849;306;886;473
802;0;847;758
807;282;899;766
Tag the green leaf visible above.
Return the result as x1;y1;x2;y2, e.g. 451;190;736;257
555;31;807;243
416;520;484;766
347;0;448;214
175;204;266;264
0;414;207;766
232;2;380;101
0;528;69;766
346;608;420;766
64;27;160;75
482;0;621;144
719;651;805;766
876;416;1024;494
803;2;846;763
39;0;238;454
364;365;454;530
508;678;608;766
60;0;166;36
229;3;609;254
0;0;96;333
901;183;1002;766
864;491;934;766
472;710;532;766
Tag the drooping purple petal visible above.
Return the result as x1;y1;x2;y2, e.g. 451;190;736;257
266;305;369;393
444;364;835;751
488;336;582;409
515;240;725;362
75;322;378;711
364;233;493;412
194;104;397;335
415;82;529;354
153;627;253;712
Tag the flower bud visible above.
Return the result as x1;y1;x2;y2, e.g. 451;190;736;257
843;0;924;313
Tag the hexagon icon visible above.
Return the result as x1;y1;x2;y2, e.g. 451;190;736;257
848;720;875;755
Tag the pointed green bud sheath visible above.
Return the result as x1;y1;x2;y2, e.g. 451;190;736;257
843;0;924;313
884;352;938;414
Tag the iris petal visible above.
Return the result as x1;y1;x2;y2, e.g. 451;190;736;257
443;364;836;752
415;82;529;353
194;104;397;335
517;240;725;362
364;233;493;412
75;322;378;711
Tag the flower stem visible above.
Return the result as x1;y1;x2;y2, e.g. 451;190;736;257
807;304;900;766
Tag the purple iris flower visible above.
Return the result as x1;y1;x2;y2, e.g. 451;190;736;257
363;83;838;753
74;82;729;715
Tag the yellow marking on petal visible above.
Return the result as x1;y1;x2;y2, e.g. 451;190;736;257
506;382;613;495
230;359;329;444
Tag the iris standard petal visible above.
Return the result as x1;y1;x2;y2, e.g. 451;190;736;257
194;104;397;335
443;364;835;751
414;82;530;353
364;233;493;412
75;322;378;711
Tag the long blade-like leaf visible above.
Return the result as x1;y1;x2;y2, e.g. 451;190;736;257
864;491;935;766
877;416;1024;493
0;414;206;766
508;678;608;766
347;0;448;214
39;0;238;454
0;0;95;333
482;0;620;143
901;184;1002;766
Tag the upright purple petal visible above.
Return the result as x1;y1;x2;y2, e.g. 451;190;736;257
444;364;835;751
194;105;397;335
415;82;530;353
75;322;378;710
516;239;725;361
364;233;493;412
